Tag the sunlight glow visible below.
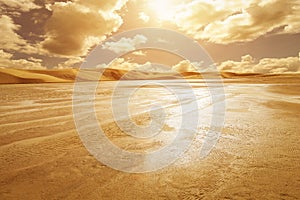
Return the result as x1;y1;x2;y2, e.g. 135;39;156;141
148;0;176;21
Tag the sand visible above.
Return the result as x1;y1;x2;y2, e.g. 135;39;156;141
0;68;203;84
0;80;299;199
4;68;298;84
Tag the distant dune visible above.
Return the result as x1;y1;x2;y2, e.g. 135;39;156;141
0;68;72;84
0;68;202;84
221;71;300;78
0;68;122;84
221;72;262;78
221;71;300;83
0;68;299;84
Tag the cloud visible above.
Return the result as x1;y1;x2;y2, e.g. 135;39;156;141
0;15;27;51
96;58;148;71
138;12;150;23
102;34;148;54
0;0;41;13
76;0;126;11
172;0;300;44
102;58;151;71
219;53;300;74
174;0;239;34
172;60;203;72
54;57;84;69
0;50;45;69
98;58;204;73
0;15;40;54
132;50;146;56
100;58;170;72
41;0;128;56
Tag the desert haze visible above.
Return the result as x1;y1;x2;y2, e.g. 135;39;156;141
0;71;299;199
1;68;300;84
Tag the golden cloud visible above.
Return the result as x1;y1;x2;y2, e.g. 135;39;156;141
54;57;84;69
219;53;300;74
42;0;128;56
96;58;151;71
102;35;148;54
97;58;204;73
0;0;40;13
0;15;41;54
138;12;150;23
0;15;27;51
172;60;203;73
173;0;300;44
0;50;45;69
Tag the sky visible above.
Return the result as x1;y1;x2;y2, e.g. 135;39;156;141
0;0;300;73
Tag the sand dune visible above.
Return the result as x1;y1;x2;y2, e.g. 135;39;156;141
221;71;300;83
0;68;72;84
0;68;205;84
1;68;300;84
0;68;185;84
221;71;300;79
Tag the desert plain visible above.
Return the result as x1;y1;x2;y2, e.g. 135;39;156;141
0;70;299;199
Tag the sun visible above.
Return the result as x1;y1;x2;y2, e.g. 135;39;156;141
148;0;176;21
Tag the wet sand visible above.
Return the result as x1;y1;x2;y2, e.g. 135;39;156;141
0;81;299;199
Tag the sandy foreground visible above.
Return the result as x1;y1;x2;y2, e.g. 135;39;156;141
0;80;299;199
